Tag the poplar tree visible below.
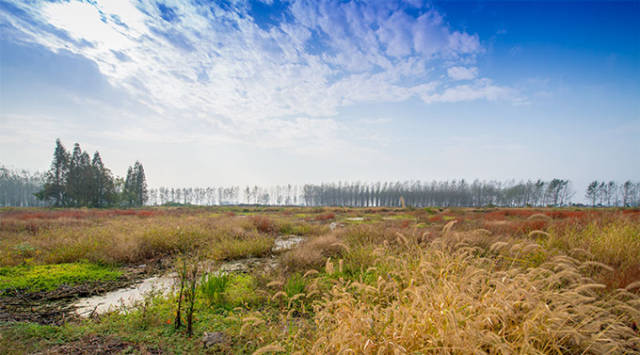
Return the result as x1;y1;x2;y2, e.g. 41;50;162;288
36;139;70;206
124;166;136;206
133;161;148;206
91;152;115;207
586;181;599;207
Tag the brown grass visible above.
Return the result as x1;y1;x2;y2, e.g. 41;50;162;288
2;207;639;353
309;238;640;354
282;234;344;271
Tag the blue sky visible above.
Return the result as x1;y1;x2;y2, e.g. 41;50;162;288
0;0;638;194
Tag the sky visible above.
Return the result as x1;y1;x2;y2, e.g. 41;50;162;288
0;0;639;194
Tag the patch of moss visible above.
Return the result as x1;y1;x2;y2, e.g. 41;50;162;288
0;263;121;294
225;274;262;307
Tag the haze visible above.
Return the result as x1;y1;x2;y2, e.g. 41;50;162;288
1;0;639;193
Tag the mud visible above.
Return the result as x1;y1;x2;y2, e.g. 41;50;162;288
72;274;176;318
32;334;162;355
0;266;150;325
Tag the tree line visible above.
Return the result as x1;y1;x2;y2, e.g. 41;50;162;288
0;166;47;207
145;178;638;208
3;148;640;208
585;180;640;207
34;139;148;207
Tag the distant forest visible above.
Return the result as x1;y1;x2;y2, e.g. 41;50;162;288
0;167;47;207
2;174;639;208
2;143;639;208
1;139;148;208
6;172;640;207
145;179;640;208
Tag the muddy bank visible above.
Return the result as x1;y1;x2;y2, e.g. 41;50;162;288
0;266;152;325
31;334;163;355
70;235;305;318
2;235;307;323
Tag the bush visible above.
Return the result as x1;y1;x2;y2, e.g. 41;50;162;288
249;216;277;234
200;273;230;307
225;274;262;307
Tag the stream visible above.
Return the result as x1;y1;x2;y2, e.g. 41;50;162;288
71;235;305;317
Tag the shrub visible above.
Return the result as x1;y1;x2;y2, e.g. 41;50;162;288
200;273;230;307
225;274;262;307
249;216;277;234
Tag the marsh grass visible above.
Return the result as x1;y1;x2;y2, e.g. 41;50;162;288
545;216;640;270
282;234;344;271
1;207;639;354
199;273;230;307
0;214;279;266
310;238;640;354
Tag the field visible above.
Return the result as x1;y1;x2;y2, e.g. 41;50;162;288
1;206;639;354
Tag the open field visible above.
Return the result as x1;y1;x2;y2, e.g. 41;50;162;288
1;206;639;354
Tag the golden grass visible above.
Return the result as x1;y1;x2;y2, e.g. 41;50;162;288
0;214;275;266
546;216;640;270
309;238;640;354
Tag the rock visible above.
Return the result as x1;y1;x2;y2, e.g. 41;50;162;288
218;257;280;274
329;222;344;231
272;235;304;253
218;259;251;273
202;331;230;349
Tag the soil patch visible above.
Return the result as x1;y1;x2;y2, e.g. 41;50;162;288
0;266;151;325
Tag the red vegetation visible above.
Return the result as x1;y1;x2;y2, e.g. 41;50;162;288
484;209;536;220
1;209;160;220
544;210;587;219
314;213;336;221
602;264;640;290
622;209;640;216
249;215;277;234
482;219;549;235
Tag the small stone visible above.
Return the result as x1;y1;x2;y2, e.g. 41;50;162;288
202;331;230;348
272;235;304;253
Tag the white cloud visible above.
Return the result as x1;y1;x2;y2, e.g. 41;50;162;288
422;79;517;103
0;0;519;151
447;66;478;81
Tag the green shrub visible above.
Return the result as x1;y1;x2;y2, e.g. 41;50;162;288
200;273;230;307
199;273;262;309
225;274;262;307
